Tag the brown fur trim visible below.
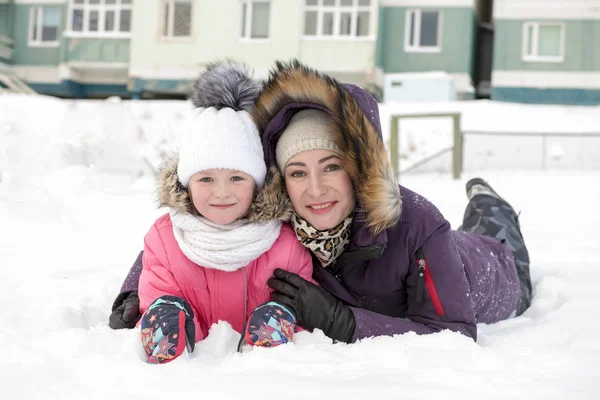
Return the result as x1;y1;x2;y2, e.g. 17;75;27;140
251;60;401;235
156;156;291;222
246;166;294;224
156;154;198;215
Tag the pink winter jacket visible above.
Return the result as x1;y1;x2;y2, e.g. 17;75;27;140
139;213;314;343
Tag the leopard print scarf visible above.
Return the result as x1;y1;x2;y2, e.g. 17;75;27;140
291;213;353;267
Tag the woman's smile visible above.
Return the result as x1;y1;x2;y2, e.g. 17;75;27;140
307;201;337;214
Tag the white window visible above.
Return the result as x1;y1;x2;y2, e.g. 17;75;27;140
68;0;132;37
522;22;565;63
161;0;193;39
304;0;373;39
29;6;61;47
404;9;442;52
240;0;271;40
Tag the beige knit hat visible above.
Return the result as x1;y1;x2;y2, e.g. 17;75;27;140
276;109;342;171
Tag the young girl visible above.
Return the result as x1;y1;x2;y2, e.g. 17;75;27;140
138;62;313;364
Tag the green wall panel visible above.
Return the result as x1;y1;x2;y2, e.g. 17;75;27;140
494;19;600;71
63;38;130;63
378;7;475;74
0;4;11;37
11;4;64;66
375;5;385;69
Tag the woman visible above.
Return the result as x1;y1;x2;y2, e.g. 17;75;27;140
110;60;532;343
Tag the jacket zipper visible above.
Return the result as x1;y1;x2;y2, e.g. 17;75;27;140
415;248;445;317
236;267;248;352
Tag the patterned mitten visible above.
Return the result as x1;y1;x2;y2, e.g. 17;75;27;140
245;301;297;347
140;295;195;364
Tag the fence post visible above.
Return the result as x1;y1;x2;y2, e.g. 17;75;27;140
390;116;399;179
452;114;462;180
542;134;547;170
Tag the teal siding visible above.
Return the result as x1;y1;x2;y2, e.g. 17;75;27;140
62;38;130;63
0;4;11;37
0;4;13;63
128;78;194;95
375;5;385;69
492;87;600;105
377;7;476;74
29;81;129;98
11;4;65;66
494;19;600;71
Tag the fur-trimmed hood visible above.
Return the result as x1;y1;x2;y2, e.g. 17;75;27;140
156;154;293;224
251;60;401;235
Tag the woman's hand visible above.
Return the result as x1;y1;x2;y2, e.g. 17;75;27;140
267;268;356;343
109;291;141;329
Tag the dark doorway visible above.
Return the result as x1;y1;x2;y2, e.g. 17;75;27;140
474;0;494;99
474;23;494;99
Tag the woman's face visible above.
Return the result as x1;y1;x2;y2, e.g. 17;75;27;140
284;149;356;230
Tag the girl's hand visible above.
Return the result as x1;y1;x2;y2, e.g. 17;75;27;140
140;295;195;364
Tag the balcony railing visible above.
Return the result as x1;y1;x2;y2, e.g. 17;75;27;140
0;35;13;62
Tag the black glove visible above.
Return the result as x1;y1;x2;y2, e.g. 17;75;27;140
267;268;356;343
109;291;141;329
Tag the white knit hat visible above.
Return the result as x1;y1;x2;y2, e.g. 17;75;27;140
276;109;341;171
177;107;266;188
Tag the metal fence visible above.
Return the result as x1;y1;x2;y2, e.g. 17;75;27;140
389;113;600;179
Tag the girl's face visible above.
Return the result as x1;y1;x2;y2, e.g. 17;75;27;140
284;149;356;230
188;169;256;225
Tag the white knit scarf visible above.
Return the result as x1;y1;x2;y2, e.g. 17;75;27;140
170;211;282;272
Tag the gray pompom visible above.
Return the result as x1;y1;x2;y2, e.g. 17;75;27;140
190;60;262;112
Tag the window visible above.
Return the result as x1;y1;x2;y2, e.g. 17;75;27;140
29;7;61;47
161;0;193;39
304;0;373;38
241;1;270;39
68;0;132;37
404;9;442;52
522;22;565;62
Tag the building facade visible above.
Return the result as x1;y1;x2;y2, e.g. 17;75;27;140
492;0;600;105
128;0;378;97
375;0;478;100
2;0;600;104
1;0;379;98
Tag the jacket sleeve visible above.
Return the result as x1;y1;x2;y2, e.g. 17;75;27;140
140;225;205;342
119;250;144;294
350;221;477;342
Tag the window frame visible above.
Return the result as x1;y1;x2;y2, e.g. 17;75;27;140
521;21;566;63
302;0;375;41
28;6;61;48
65;0;132;39
404;8;443;53
159;0;194;41
240;0;271;41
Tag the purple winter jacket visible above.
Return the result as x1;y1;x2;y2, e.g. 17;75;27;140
118;61;521;342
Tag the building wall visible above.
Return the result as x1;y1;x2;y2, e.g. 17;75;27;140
129;0;377;92
493;19;600;72
492;0;600;104
376;6;475;74
62;38;130;64
0;3;11;38
0;3;12;63
129;0;302;81
11;3;65;66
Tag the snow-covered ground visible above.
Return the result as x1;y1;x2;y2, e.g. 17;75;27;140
1;95;599;399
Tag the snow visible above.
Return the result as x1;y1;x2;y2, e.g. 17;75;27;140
1;94;599;399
